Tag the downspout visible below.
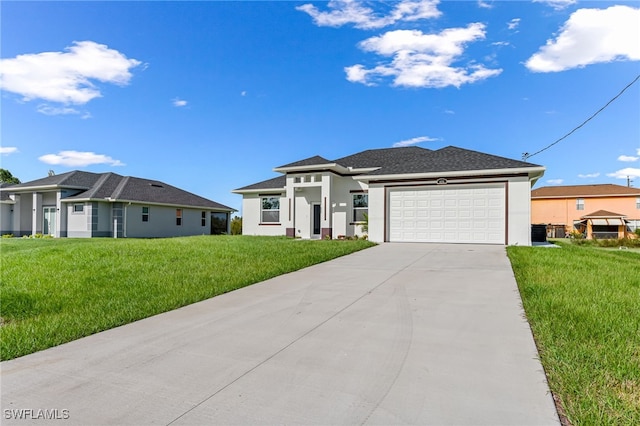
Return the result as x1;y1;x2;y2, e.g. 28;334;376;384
124;203;129;238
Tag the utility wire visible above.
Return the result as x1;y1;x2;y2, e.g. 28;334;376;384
523;73;640;161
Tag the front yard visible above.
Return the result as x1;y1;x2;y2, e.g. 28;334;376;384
0;236;374;360
508;241;640;425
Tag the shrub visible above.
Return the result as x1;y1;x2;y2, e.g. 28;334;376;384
2;234;13;238
230;216;242;235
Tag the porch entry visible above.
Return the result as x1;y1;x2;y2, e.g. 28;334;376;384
43;206;56;236
312;203;321;238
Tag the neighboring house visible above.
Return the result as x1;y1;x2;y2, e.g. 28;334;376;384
0;171;235;238
233;146;545;245
531;184;640;239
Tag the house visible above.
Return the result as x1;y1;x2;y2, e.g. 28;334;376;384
233;146;545;245
531;184;640;239
0;171;235;238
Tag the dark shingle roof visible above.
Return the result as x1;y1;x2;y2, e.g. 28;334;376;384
236;145;543;190
334;146;431;169
5;171;233;211
0;183;15;202
6;170;103;189
532;184;640;198
234;175;286;192
364;146;539;175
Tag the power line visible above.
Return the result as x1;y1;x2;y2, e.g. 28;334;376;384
522;73;640;162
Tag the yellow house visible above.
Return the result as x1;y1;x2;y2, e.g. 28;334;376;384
531;184;640;239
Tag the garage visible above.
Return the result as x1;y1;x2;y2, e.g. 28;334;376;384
388;183;506;244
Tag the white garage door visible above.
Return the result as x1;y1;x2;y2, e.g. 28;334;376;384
388;183;505;244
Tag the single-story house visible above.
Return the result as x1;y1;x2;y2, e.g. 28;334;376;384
531;184;640;238
233;146;545;245
0;171;235;238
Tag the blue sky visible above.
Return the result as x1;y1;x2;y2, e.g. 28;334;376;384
1;0;639;212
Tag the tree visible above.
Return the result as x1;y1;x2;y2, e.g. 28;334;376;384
0;169;20;184
230;216;242;235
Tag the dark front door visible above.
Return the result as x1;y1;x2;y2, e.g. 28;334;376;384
313;204;321;236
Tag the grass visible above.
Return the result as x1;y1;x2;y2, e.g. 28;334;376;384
0;235;374;360
507;241;640;425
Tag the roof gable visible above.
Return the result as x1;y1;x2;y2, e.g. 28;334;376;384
234;175;286;192
277;156;332;168
581;209;627;218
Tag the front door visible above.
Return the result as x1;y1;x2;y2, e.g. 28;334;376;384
312;204;321;237
43;206;56;236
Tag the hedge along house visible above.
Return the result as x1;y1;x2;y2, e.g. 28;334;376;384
0;171;235;238
233;146;545;245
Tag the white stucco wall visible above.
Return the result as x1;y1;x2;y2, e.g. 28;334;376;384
241;194;286;236
367;184;386;243
330;177;368;238
507;177;533;246
0;203;13;234
66;202;88;237
123;204;213;238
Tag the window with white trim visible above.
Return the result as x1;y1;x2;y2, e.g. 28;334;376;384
73;204;84;213
142;206;150;222
353;194;368;222
261;197;280;223
201;211;207;227
637;197;640;209
576;198;584;211
176;209;182;226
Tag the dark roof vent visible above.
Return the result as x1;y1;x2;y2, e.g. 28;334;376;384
149;183;164;188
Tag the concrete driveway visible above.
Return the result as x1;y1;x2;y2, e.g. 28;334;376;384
1;243;559;425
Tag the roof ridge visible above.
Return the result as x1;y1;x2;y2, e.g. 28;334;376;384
111;176;130;200
83;172;113;198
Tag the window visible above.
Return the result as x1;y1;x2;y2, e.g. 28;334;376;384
176;209;182;226
211;212;228;234
637;197;640;209
353;194;368;222
261;197;280;223
73;204;84;213
142;206;149;222
201;211;207;227
576;198;584;211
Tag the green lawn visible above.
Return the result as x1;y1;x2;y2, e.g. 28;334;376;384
0;236;374;360
508;241;640;425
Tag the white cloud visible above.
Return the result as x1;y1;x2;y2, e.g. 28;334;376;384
38;150;125;167
607;168;640;179
578;172;600;178
241;91;247;96
0;41;141;105
492;41;510;47
507;18;520;30
172;98;188;107
546;179;564;185
618;155;639;162
477;1;493;10
393;136;440;147
533;0;577;10
525;6;640;72
36;104;91;119
296;0;441;30
345;24;502;88
444;109;455;114
0;147;19;155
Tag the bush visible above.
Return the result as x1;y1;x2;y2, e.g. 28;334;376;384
2;234;13;238
230;216;242;235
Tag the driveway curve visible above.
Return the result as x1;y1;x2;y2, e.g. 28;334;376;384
1;243;559;425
